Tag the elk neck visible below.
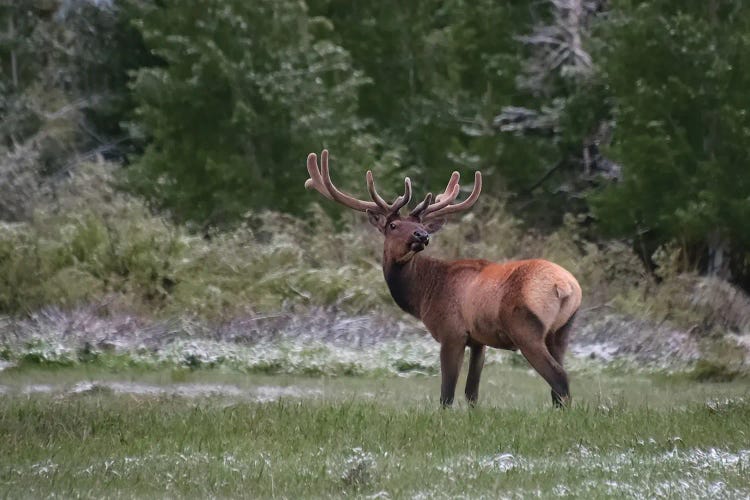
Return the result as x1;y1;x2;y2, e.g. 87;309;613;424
382;252;447;318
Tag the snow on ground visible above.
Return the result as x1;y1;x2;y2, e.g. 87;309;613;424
0;304;746;373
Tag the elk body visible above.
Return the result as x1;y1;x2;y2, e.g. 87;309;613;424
305;150;582;407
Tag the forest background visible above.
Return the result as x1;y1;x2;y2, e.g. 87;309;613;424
1;0;749;374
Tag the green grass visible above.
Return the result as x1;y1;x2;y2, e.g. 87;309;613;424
2;365;750;498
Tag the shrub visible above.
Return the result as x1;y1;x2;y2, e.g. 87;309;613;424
2;161;749;351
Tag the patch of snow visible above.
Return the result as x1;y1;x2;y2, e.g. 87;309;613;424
570;342;619;362
666;448;750;469
1;303;744;373
66;381;322;401
22;384;55;394
253;385;323;403
573;313;702;366
365;492;391;500
30;459;58;477
479;453;520;472
552;485;570;496
728;333;750;363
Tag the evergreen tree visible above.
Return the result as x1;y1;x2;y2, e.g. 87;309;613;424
127;0;368;222
590;0;750;279
310;0;532;196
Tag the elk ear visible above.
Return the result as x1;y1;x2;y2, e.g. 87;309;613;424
366;209;386;233
424;218;447;234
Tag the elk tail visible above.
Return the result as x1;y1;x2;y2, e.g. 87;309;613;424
554;282;572;300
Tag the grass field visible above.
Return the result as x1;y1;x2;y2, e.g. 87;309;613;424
2;364;750;499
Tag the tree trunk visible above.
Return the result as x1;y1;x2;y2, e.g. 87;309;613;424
707;229;731;280
9;14;18;89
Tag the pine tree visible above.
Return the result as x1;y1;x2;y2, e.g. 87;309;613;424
127;0;368;222
590;0;750;280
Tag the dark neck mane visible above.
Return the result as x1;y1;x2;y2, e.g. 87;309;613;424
383;254;445;319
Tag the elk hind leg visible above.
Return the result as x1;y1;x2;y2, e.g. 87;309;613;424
465;343;486;407
524;345;570;408
511;308;571;408
439;341;465;407
546;312;576;367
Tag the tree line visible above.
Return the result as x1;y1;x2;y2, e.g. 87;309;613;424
1;0;748;286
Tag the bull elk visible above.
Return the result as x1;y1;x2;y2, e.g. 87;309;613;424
305;150;582;407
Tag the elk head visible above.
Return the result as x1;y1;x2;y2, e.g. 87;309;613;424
304;150;482;264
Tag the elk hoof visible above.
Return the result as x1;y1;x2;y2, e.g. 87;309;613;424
552;391;571;408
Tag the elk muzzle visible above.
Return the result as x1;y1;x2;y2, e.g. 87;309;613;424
410;229;430;252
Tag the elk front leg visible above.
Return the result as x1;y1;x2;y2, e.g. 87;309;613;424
465;343;486;407
439;341;465;407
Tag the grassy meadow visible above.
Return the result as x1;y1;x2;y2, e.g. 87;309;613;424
5;3;750;497
1;363;750;499
1;167;750;498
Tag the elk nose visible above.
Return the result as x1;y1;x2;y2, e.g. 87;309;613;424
413;230;430;244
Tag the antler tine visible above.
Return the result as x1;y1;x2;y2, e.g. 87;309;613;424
422;171;482;221
390;177;412;214
367;170;413;214
305;150;379;212
305;152;334;200
366;170;392;211
409;192;433;217
413;171;461;218
419;183;460;218
434;171;460;203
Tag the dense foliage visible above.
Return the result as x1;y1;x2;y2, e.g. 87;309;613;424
127;0;370;220
589;0;750;281
0;0;150;228
5;165;750;352
1;0;749;283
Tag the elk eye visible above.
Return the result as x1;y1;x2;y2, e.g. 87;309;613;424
389;222;397;230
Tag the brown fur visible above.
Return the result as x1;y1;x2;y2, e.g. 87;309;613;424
379;217;582;408
304;150;582;407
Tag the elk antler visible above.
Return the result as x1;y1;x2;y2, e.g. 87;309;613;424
305;150;412;214
410;171;482;220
